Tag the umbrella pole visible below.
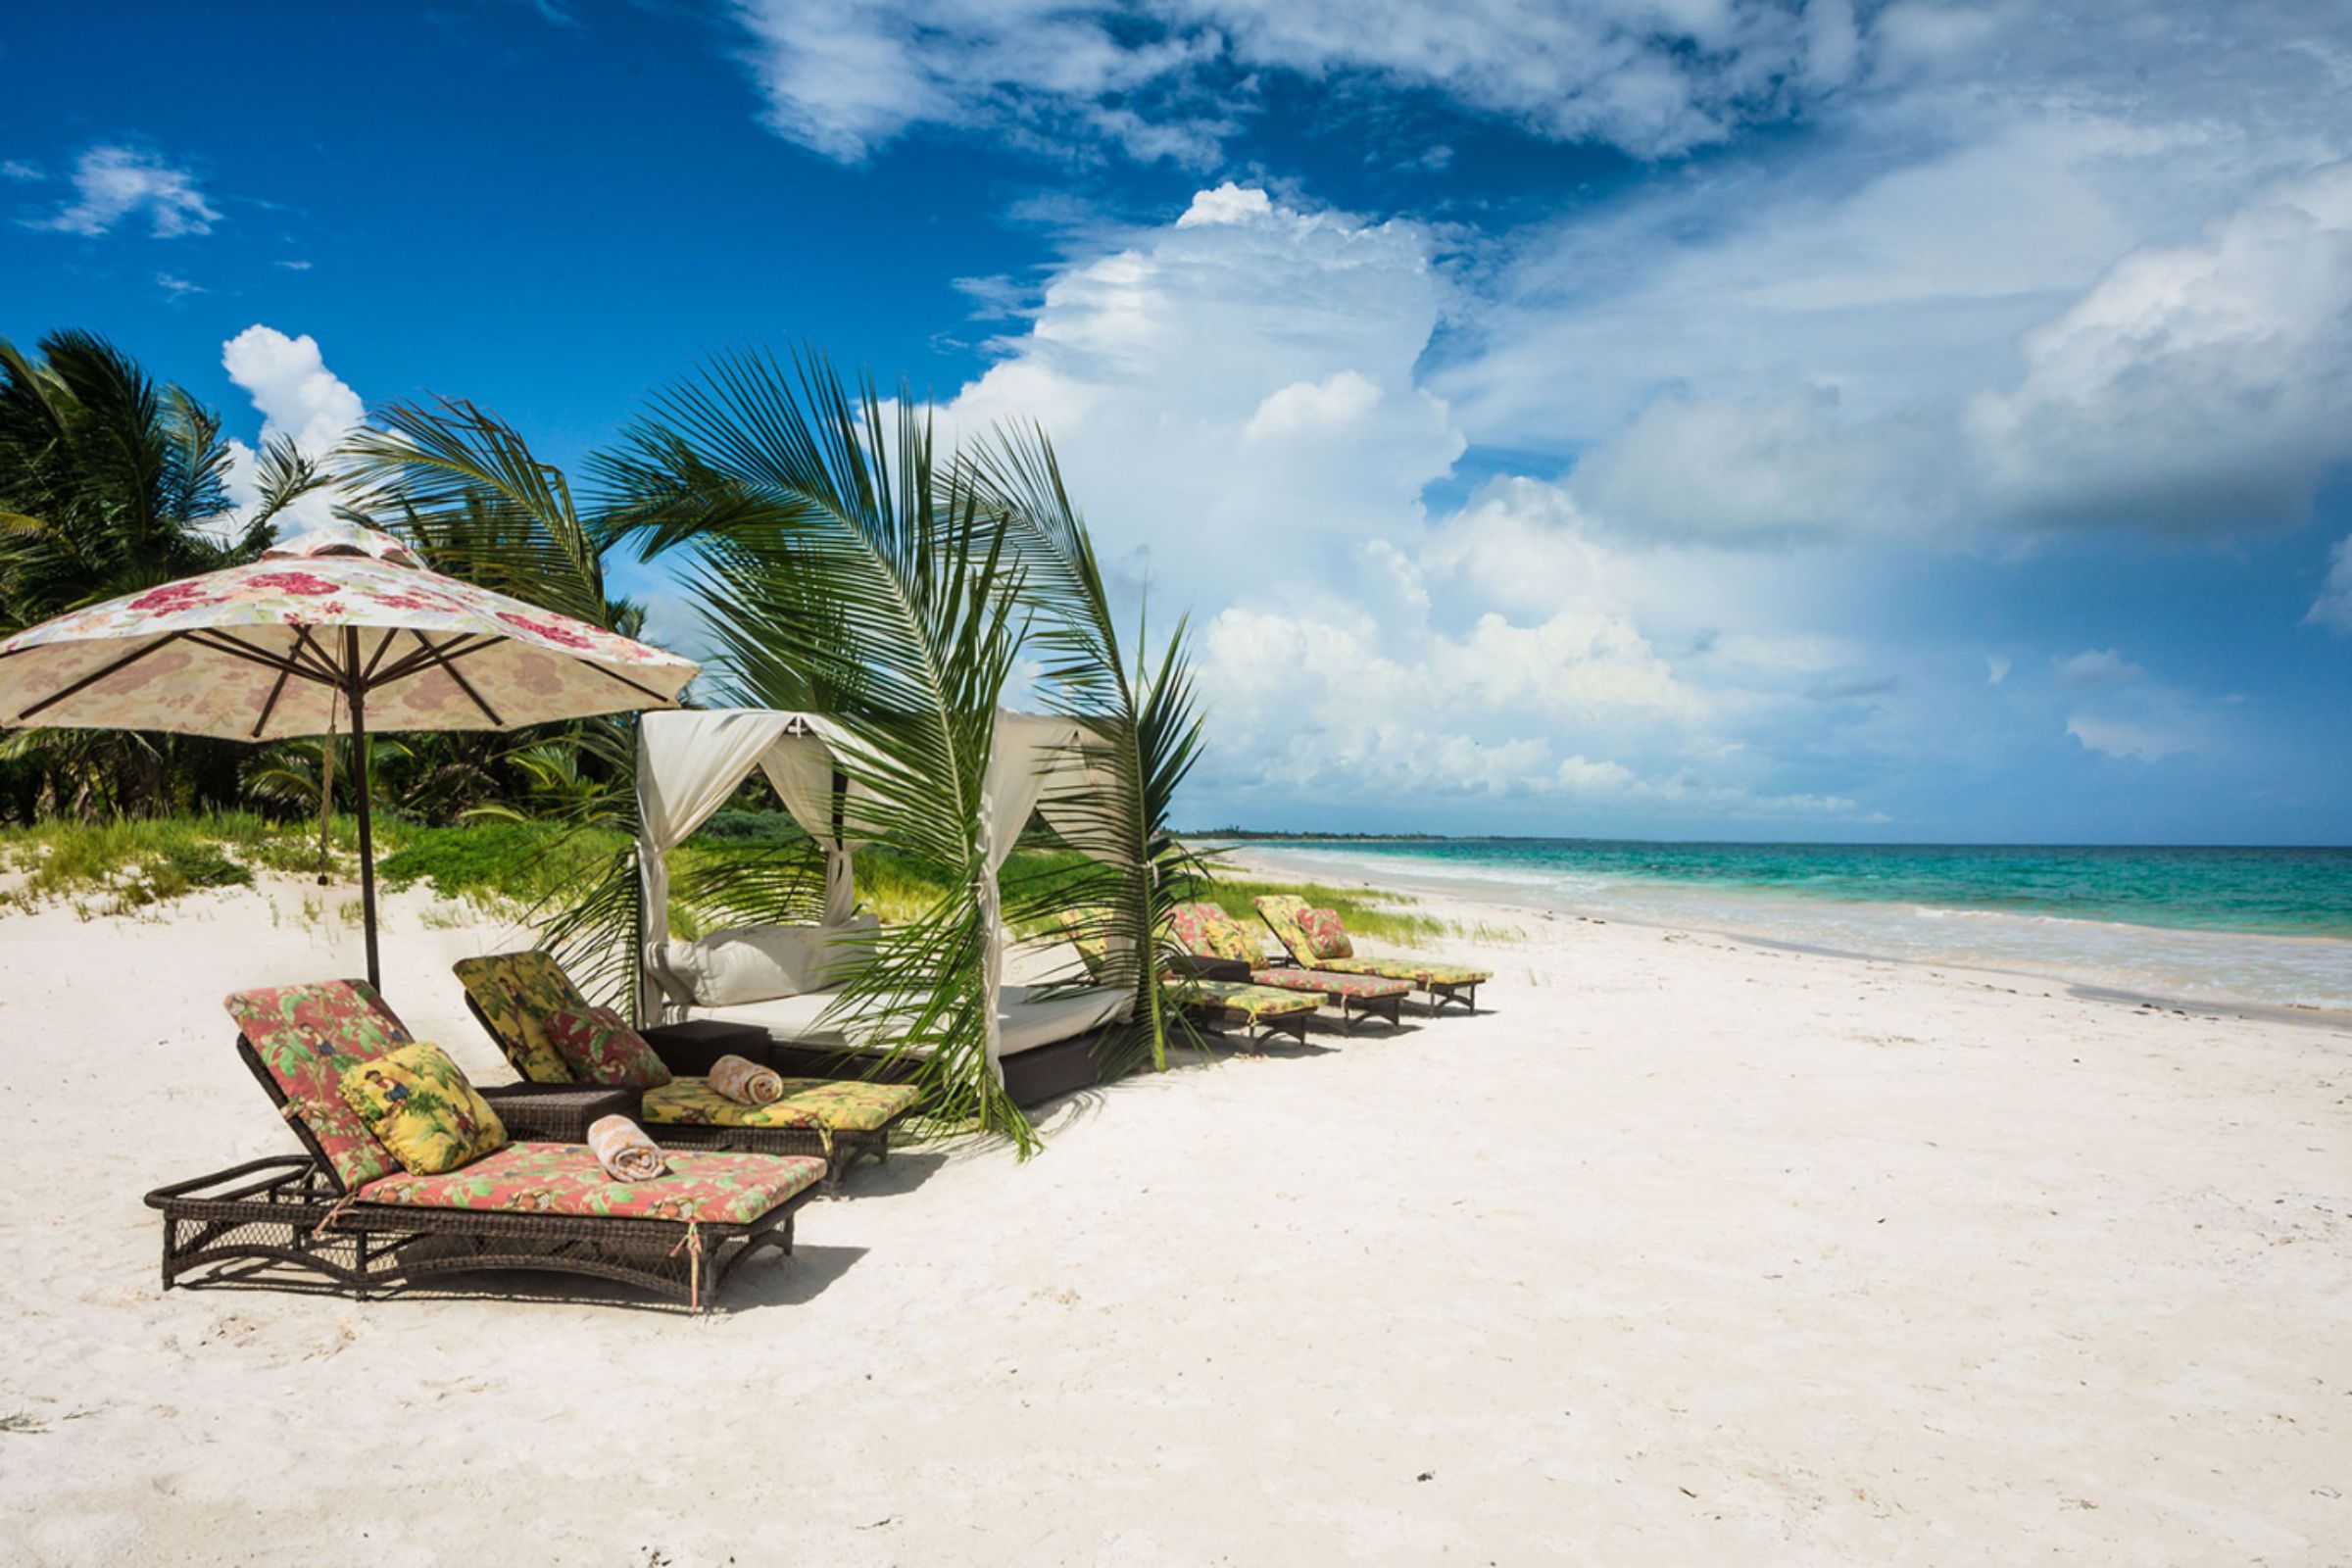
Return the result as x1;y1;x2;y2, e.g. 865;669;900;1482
345;633;381;993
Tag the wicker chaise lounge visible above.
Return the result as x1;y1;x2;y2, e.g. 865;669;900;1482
1167;903;1412;1030
1054;907;1322;1049
1253;895;1491;1013
454;951;921;1192
144;979;825;1311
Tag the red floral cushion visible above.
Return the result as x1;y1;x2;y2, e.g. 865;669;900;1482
357;1142;821;1224
226;980;412;1191
545;1006;673;1090
1297;906;1353;959
1249;967;1410;1000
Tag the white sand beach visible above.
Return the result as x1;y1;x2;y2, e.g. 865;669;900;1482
1;869;2347;1565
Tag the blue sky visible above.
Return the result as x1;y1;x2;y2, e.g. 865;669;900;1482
5;1;2350;844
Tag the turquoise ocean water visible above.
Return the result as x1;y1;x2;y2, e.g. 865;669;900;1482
1223;840;2352;1012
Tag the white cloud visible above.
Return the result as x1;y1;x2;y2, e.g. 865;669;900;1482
215;325;367;537
2309;535;2352;633
725;0;1223;165
722;0;1873;167
2067;713;2189;762
2056;648;2147;686
934;183;1885;826
1985;656;2010;685
1969;163;2352;535
154;272;205;301
1;160;43;182
940;183;1461;602
1243;369;1382;443
23;145;219;238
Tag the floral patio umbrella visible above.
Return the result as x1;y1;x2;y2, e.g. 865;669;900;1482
0;523;699;988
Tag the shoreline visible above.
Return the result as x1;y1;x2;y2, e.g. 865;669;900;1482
1215;842;2352;1030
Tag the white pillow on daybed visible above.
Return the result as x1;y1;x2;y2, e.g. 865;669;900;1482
656;913;878;1007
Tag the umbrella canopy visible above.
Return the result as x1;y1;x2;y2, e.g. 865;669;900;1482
0;523;699;988
0;524;692;738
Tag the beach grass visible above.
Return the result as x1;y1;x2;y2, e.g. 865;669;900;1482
0;813;1468;944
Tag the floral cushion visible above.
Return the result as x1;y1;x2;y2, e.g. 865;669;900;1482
357;1142;820;1224
452;951;585;1084
339;1042;509;1175
1173;978;1321;1024
545;1006;673;1090
1317;957;1493;987
642;1077;921;1133
1167;903;1261;964
1297;906;1353;960
1248;966;1412;1000
226;979;413;1190
1251;895;1319;963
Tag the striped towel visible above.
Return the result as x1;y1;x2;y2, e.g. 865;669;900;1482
586;1114;667;1182
707;1054;783;1105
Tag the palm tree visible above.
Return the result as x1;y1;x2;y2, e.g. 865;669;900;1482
0;330;329;818
961;425;1210;1076
604;349;1040;1145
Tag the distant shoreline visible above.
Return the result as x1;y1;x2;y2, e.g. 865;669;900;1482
1219;838;2352;1015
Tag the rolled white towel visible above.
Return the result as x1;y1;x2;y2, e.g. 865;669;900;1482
586;1114;667;1181
707;1054;783;1105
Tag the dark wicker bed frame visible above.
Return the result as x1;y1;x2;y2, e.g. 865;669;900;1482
459;995;912;1193
139;1030;817;1312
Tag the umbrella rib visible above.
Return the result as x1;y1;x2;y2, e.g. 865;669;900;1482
285;624;352;685
13;632;190;722
579;660;678;705
181;629;335;685
393;630;505;727
250;662;295;740
360;626;403;684
368;632;498;688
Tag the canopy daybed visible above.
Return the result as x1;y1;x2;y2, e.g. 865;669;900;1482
633;708;1135;1107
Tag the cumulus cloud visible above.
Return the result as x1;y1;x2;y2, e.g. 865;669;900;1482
1432;7;2352;548
940;182;1461;601
1970;164;2352;535
22;145;219;237
724;0;1871;167
215;325;367;537
933;183;1886;826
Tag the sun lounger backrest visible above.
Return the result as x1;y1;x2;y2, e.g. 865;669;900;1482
224;979;413;1192
1167;903;1261;963
1251;895;1318;964
451;951;589;1084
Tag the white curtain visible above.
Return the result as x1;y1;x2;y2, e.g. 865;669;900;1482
976;713;1094;1074
757;719;878;925
636;709;812;1024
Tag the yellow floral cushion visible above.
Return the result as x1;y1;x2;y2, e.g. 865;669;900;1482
643;1077;920;1133
339;1043;508;1176
1168;903;1261;963
451;951;584;1085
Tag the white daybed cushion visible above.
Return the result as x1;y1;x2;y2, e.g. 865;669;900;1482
690;981;1131;1059
656;914;877;1007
